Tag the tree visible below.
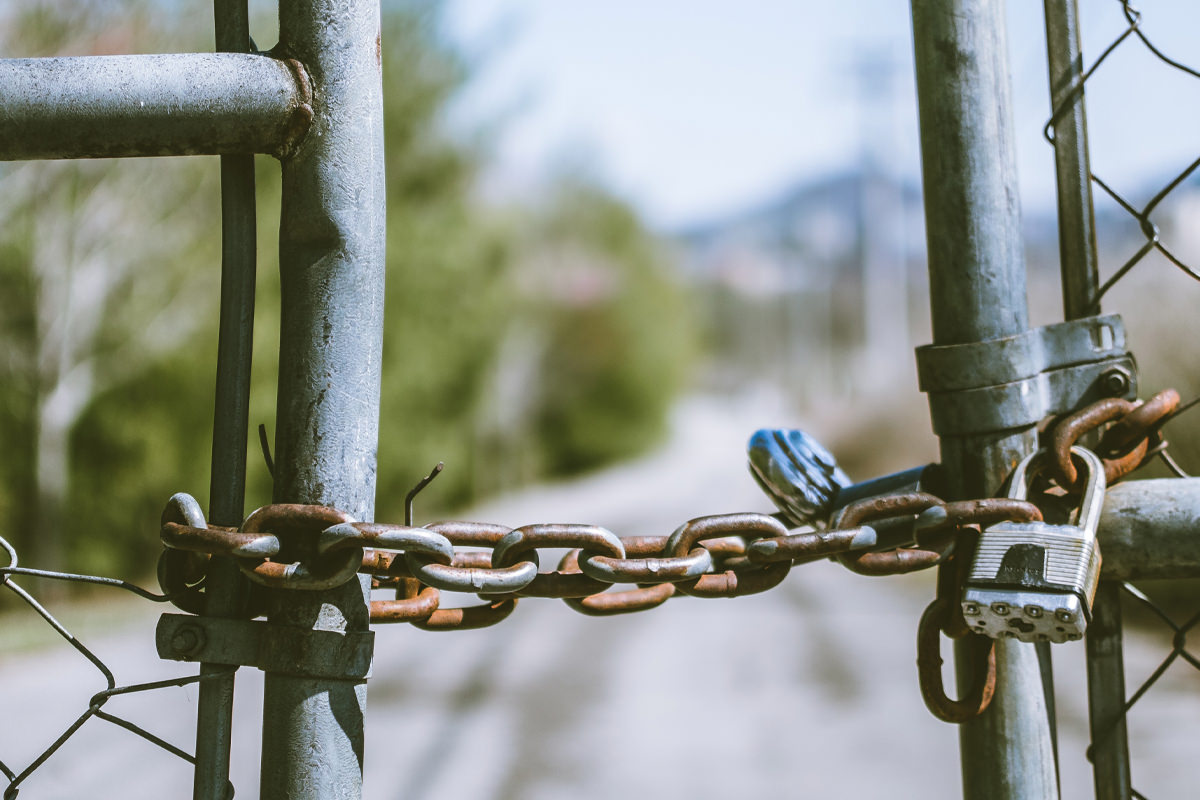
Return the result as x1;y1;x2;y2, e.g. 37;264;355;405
0;1;219;576
0;0;698;581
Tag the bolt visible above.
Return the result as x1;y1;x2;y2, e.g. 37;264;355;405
963;602;980;616
991;602;1010;616
1024;605;1043;618
170;624;206;657
1102;367;1133;397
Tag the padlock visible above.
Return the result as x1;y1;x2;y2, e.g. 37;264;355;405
961;446;1104;644
748;428;850;527
748;427;939;531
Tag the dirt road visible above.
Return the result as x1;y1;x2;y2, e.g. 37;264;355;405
1;392;1195;798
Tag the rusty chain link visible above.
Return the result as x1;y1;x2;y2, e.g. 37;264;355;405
151;389;1179;728
917;598;997;724
1048;388;1180;490
157;476;1044;631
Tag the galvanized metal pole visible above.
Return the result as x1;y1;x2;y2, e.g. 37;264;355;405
1085;581;1131;799
1043;1;1130;795
192;2;259;798
1045;0;1100;319
261;0;385;797
910;1;1058;797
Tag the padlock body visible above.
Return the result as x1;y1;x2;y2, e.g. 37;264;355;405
961;520;1102;643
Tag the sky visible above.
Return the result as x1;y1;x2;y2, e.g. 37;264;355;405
443;1;1200;231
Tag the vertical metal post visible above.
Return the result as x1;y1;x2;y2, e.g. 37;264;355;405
910;1;1058;798
1044;0;1100;319
261;0;384;797
1044;2;1131;796
194;2;258;797
1085;582;1131;799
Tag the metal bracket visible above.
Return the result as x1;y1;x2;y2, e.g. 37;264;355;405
916;314;1137;435
157;613;374;680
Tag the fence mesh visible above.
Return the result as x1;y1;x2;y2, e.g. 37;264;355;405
0;533;230;800
1047;0;1200;313
1044;1;1200;796
1099;584;1200;800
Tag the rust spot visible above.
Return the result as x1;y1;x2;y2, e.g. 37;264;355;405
275;58;315;159
376;31;382;70
284;58;313;106
278;104;314;159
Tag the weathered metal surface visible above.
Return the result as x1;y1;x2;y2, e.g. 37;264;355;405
916;315;1126;393
491;524;625;598
828;465;941;526
664;514;790;597
746;526;877;564
558;542;677;616
0;53;311;160
410;598;518;631
916;314;1136;436
1045;0;1101;319
1100;388;1179;453
915;499;1043;534
918;599;997;723
409;554;538;594
319;522;454;562
239;504;363;590
910;0;1058;794
1042;0;1130;789
579;542;712;583
1097;479;1200;580
370;580;441;623
1085;582;1132;800
157;614;374;680
158;494;211;616
197;3;262;773
405;521;537;594
922;356;1137;436
836;493;944;575
262;0;385;795
161;522;279;557
1049;390;1177;488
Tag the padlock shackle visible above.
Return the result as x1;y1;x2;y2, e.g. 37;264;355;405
1006;446;1106;530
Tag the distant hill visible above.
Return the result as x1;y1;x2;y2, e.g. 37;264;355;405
669;164;1195;292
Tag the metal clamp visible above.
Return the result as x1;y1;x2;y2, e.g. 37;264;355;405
916;314;1136;435
157;613;374;680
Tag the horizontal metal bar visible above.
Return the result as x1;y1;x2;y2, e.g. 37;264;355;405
1099;478;1200;580
0;53;312;160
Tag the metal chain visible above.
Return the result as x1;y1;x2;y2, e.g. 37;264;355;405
156;473;1044;633
152;389;1179;728
1046;388;1180;490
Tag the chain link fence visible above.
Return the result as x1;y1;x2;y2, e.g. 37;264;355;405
0;534;225;799
1044;1;1200;796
